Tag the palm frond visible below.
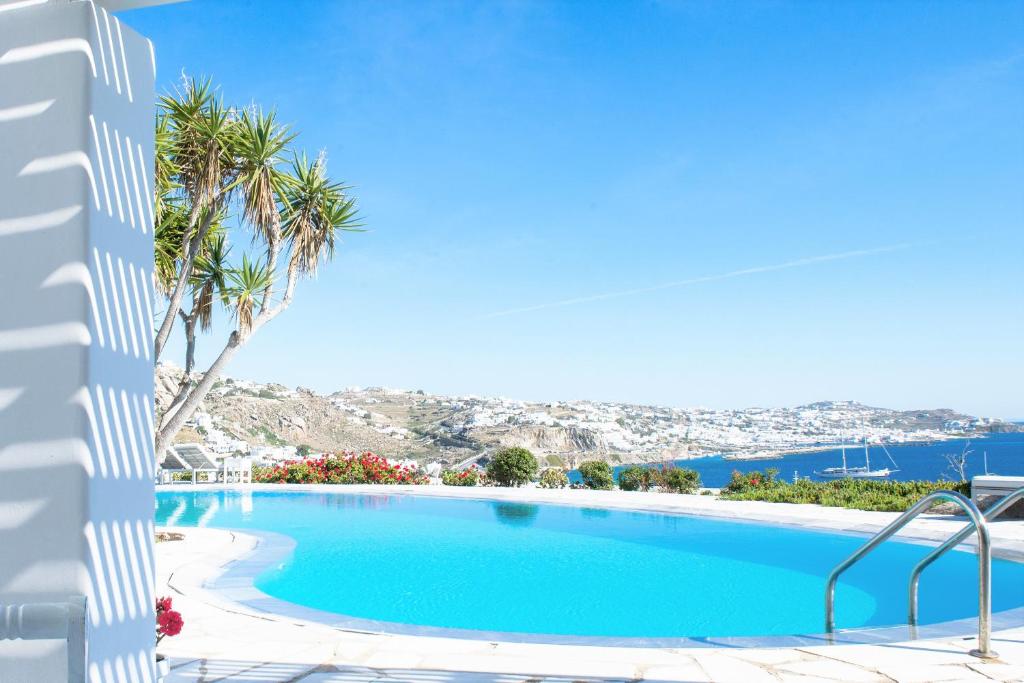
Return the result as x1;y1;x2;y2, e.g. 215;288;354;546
233;109;294;245
226;254;273;335
159;77;237;216
153;201;189;295
191;232;232;331
282;153;362;275
154;112;179;223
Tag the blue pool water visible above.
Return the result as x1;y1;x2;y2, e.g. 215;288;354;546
156;490;1024;639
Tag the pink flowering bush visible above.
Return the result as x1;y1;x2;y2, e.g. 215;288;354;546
155;596;183;644
441;466;481;486
252;451;427;485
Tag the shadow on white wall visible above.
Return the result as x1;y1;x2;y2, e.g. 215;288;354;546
0;1;157;681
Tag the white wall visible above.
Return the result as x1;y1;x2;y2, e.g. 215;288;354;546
0;1;157;680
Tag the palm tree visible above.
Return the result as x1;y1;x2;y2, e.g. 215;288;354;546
152;77;362;460
153;77;240;359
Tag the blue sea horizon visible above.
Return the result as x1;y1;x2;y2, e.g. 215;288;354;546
570;432;1024;488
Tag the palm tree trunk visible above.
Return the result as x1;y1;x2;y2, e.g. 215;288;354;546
162;378;191;429
159;308;198;430
154;263;301;458
155;331;241;458
183;310;198;375
154;206;218;360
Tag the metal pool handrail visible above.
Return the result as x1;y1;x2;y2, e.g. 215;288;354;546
824;490;996;659
909;486;1024;627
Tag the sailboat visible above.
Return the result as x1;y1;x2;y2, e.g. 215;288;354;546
814;438;899;479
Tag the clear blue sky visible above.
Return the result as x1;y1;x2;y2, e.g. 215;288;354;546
126;1;1024;418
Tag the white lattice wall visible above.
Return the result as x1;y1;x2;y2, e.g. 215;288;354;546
0;1;160;680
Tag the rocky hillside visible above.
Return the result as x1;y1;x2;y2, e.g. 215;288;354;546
157;364;438;459
156;364;1020;466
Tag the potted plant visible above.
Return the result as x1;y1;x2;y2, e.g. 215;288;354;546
155;596;183;680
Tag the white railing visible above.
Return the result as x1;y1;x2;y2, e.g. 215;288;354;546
0;596;87;682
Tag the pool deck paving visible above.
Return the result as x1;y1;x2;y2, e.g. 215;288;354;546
156;484;1024;682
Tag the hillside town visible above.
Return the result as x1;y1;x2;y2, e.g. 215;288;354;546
156;364;1016;468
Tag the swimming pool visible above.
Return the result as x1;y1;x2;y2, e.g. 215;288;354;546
156;490;1024;643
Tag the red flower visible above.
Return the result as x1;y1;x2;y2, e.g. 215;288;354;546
157;609;183;637
155;594;184;644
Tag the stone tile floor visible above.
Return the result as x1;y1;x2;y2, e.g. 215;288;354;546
157;487;1024;683
165;638;1024;682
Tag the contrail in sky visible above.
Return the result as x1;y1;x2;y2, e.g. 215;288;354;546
479;242;914;320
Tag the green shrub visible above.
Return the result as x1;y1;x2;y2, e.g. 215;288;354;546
723;467;780;494
578;460;614;490
719;475;971;512
617;465;655;491
442;468;480;486
537;468;569;489
486;447;538;487
656;466;701;494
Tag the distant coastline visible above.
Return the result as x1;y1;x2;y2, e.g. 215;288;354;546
719;435;971;462
607;432;1003;468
